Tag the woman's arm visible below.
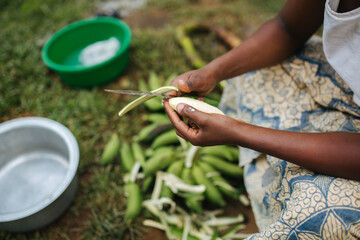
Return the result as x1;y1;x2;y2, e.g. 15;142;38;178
170;0;326;96
235;123;360;181
205;0;326;82
164;102;360;181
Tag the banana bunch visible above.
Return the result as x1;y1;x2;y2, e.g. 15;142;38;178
100;72;249;239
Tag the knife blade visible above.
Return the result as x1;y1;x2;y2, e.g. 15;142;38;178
104;89;165;97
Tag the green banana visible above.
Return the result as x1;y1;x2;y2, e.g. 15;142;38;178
147;124;173;141
138;78;149;91
143;148;175;177
149;147;182;159
120;142;135;173
164;73;177;86
167;159;184;176
124;182;143;221
100;133;120;165
151;129;179;149
192;165;226;207
200;155;243;178
131;141;146;167
136;123;172;142
136;123;158;142
148;71;162;90
228;146;240;161
151;146;176;156
197;161;239;200
145;113;170;124
199;145;236;161
145;148;155;158
180;167;203;213
142;176;154;192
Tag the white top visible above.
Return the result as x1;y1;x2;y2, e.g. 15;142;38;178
323;0;360;106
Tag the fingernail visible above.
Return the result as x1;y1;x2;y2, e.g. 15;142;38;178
188;107;195;112
177;103;185;113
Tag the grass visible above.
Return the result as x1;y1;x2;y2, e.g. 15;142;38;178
0;0;285;239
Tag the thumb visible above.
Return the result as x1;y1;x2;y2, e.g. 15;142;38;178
178;79;192;93
177;103;207;127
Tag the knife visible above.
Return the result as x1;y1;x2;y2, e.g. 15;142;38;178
104;89;166;97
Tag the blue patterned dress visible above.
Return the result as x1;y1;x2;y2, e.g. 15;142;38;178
219;37;360;239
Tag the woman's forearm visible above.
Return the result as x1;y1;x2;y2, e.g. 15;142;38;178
205;18;300;81
234;122;360;180
203;0;325;82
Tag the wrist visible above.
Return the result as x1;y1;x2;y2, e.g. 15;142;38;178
232;120;264;149
202;62;224;84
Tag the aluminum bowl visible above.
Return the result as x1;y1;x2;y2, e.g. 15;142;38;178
0;117;79;232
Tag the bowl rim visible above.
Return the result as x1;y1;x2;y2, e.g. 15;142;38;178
0;117;79;222
41;17;132;73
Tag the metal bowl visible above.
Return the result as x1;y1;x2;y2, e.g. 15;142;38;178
0;117;79;232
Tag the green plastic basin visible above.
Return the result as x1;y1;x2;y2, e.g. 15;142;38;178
42;17;132;88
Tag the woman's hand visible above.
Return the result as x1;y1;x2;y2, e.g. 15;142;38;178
164;100;244;146
164;99;360;180
167;68;219;97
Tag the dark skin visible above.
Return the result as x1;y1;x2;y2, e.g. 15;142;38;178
164;0;360;181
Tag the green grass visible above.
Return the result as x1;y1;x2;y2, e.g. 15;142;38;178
0;0;284;239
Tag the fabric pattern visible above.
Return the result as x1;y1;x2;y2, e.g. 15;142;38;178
219;37;360;239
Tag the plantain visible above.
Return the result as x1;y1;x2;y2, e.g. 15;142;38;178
143;148;175;177
192;165;225;207
151;129;179;149
197;161;239;200
148;71;162;90
199;145;236;162
120;142;135;173
131;141;146;167
100;133;120;165
135;123;172;142
124;182;143;221
200;155;243;178
145;113;170;124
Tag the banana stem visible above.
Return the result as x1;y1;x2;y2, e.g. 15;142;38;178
213;181;238;192
129;161;141;183
162;173;206;194
204;214;245;227
143;219;165;230
159;211;175;240
182;216;192;240
151;171;163;200
185;145;199;168
177;135;188;151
